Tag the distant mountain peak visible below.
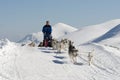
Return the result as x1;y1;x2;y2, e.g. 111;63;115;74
54;22;71;27
53;22;77;30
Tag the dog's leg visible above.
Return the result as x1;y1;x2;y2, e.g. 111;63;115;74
73;57;76;64
71;55;77;64
89;56;91;66
57;45;60;53
69;55;73;63
75;56;77;64
73;55;78;64
88;52;93;66
71;56;74;63
58;43;62;53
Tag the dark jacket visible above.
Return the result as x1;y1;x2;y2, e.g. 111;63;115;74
42;25;52;34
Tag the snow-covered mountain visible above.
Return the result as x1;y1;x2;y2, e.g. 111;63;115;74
1;19;120;80
52;23;77;38
92;23;120;47
19;23;77;44
18;32;43;44
92;24;120;42
62;19;120;45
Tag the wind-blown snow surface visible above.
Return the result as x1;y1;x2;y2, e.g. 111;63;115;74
1;39;120;80
19;23;77;44
1;19;120;80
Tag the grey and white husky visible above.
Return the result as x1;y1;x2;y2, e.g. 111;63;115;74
68;41;78;63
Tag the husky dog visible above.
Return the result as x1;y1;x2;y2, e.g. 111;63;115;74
38;42;43;47
56;41;62;53
28;42;35;47
52;38;72;53
88;49;94;66
51;39;58;50
61;38;70;50
56;39;69;53
68;41;78;63
52;39;64;53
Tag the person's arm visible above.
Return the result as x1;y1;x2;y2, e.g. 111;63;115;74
49;25;52;34
42;26;45;33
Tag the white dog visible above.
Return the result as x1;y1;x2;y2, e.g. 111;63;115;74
51;38;58;50
88;49;94;66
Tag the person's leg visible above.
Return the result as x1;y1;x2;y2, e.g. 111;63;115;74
48;34;52;47
43;35;46;46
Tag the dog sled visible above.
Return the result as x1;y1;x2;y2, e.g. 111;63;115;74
43;38;51;47
43;35;52;47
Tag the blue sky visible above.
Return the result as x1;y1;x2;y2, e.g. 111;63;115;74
0;0;120;41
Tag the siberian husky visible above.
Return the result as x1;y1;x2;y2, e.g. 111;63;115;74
68;41;78;63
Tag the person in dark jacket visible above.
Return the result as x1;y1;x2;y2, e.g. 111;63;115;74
42;21;52;47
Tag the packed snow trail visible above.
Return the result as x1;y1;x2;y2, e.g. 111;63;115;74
80;43;120;78
0;39;120;80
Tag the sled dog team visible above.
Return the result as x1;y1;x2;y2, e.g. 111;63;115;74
24;38;94;66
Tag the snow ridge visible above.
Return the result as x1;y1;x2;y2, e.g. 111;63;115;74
93;24;120;43
62;19;120;45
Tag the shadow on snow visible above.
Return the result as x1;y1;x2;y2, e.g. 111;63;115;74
52;60;65;64
54;55;66;59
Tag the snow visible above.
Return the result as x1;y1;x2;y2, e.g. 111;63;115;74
92;24;120;43
18;32;43;44
62;19;120;45
93;23;120;48
1;19;120;80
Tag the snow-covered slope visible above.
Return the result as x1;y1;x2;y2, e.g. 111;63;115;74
19;23;77;44
98;36;120;48
92;24;120;41
1;37;120;80
62;19;120;45
92;24;120;47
